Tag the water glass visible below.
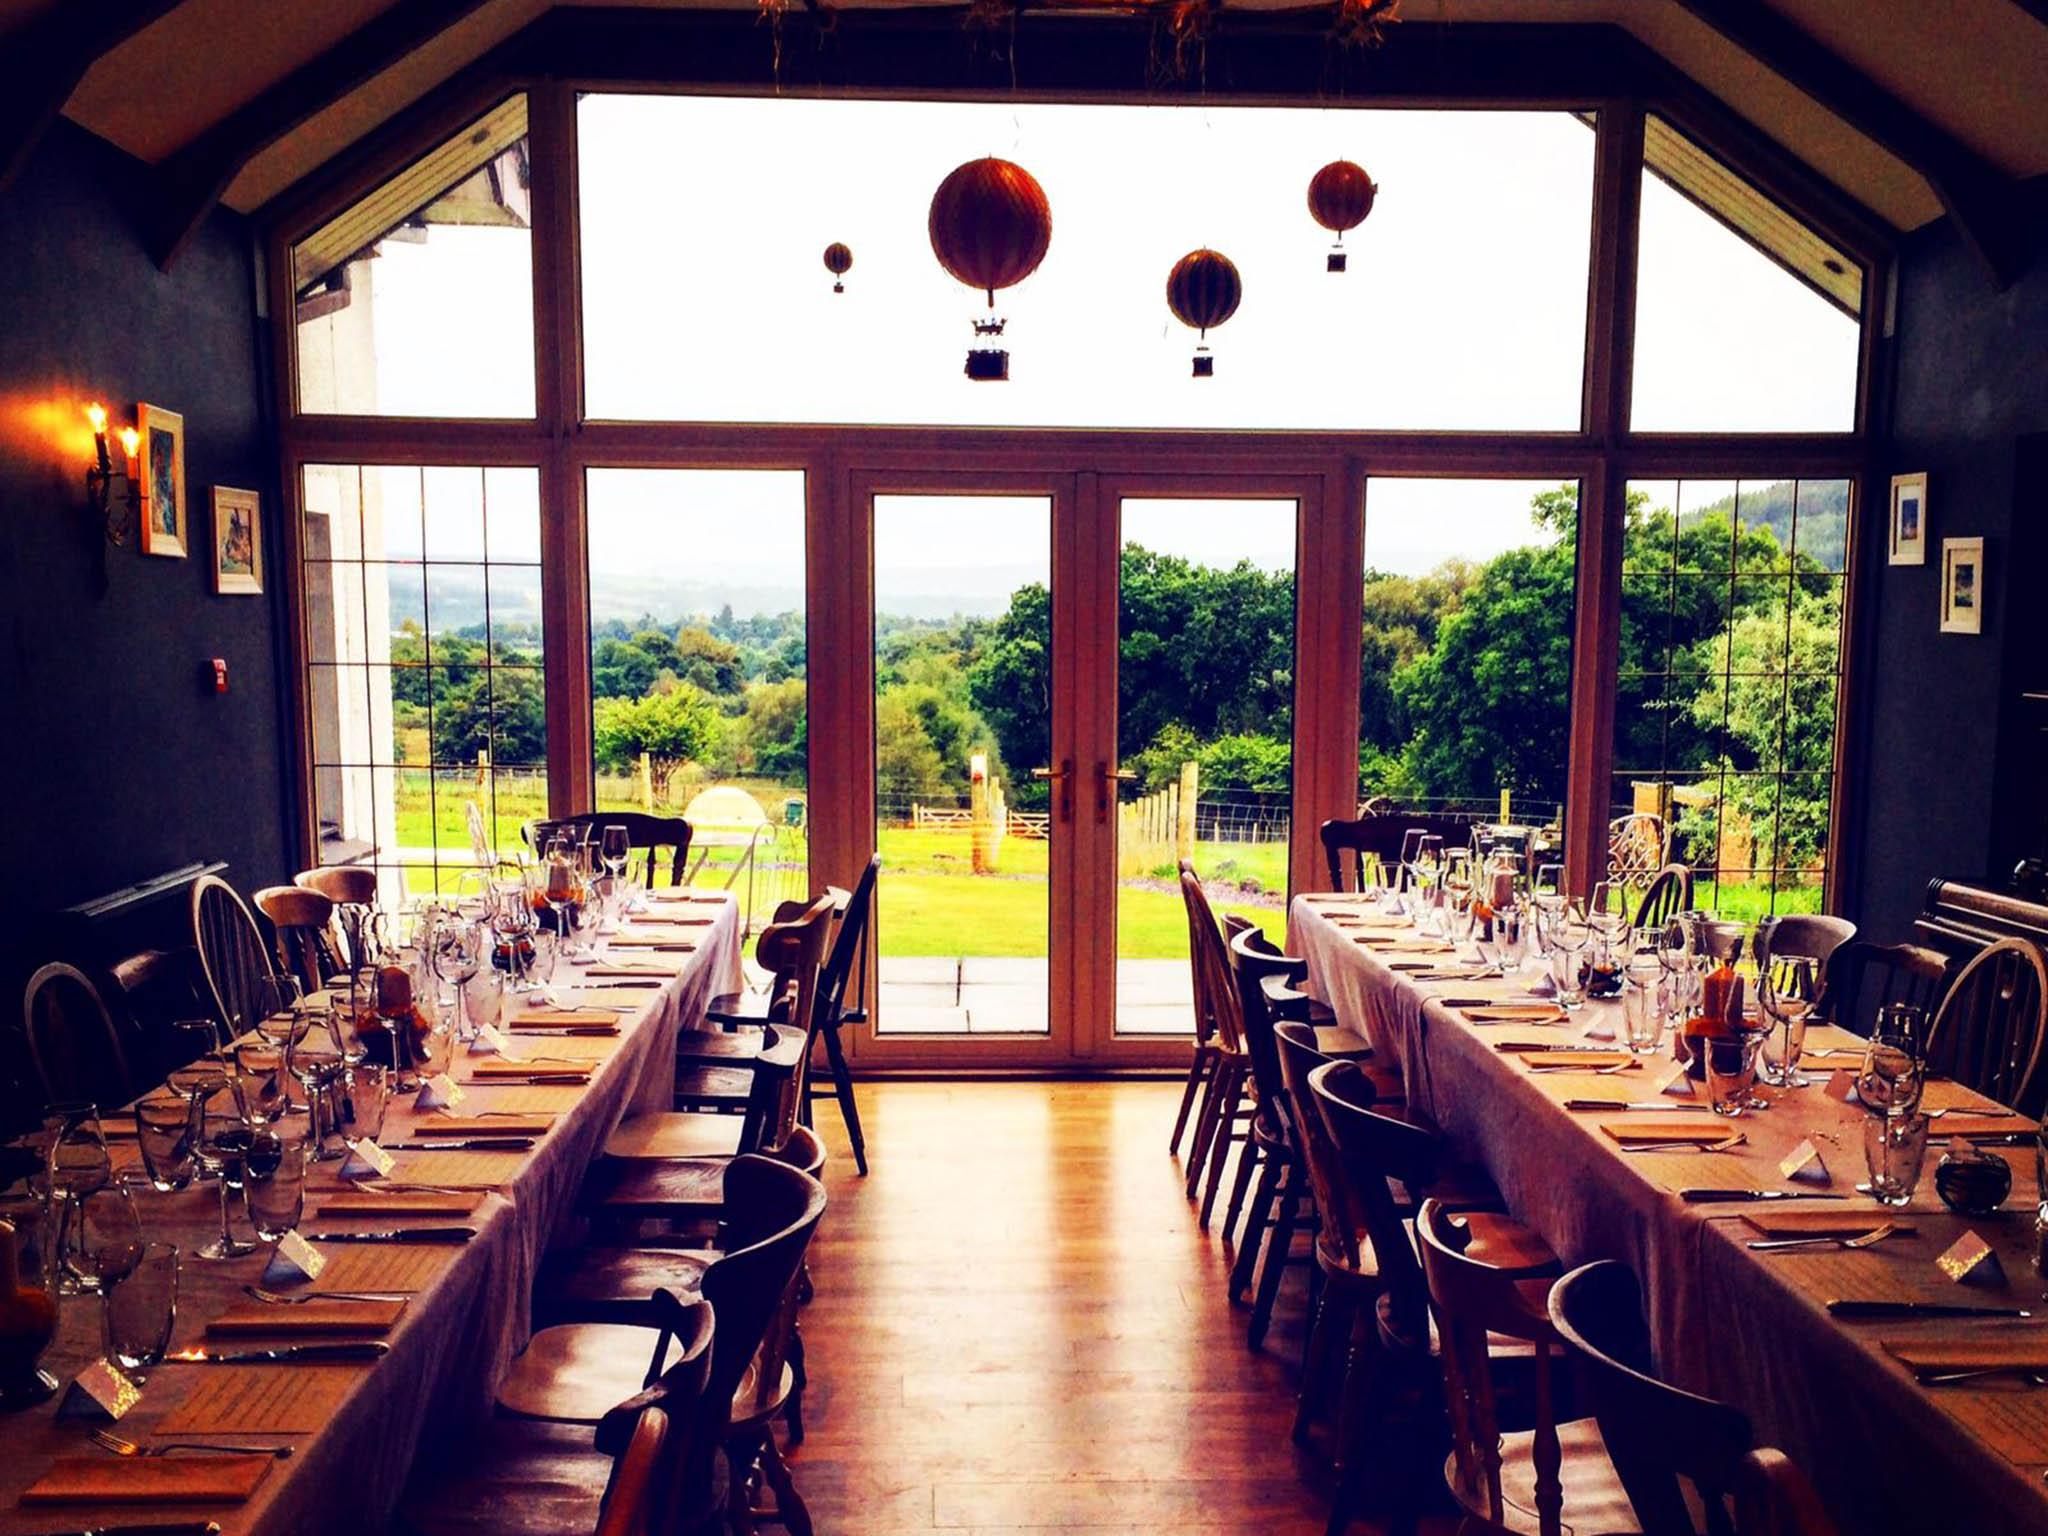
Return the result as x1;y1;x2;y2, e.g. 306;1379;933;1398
1623;979;1665;1055
1704;1032;1765;1117
340;1065;391;1147
64;1182;142;1295
1549;945;1585;1008
102;1242;178;1377
1862;1113;1931;1207
191;1093;255;1261
464;965;505;1035
233;1041;291;1127
1857;1014;1926;1117
243;1129;308;1243
133;1096;197;1193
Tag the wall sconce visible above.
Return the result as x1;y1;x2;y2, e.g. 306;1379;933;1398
84;401;139;545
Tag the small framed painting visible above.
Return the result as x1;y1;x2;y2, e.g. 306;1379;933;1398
1889;472;1928;565
211;487;262;595
137;403;187;558
1940;536;1984;635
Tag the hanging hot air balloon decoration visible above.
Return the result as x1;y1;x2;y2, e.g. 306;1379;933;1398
1165;248;1241;377
928;157;1053;381
1307;160;1377;272
823;242;853;294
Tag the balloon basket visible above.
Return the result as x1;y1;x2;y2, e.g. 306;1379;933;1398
1327;249;1348;273
1191;349;1214;378
965;348;1010;382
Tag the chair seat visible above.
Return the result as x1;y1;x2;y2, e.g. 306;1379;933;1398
584;1157;727;1219
1453;1417;1636;1536
727;1357;796;1436
396;1418;623;1536
1313;1025;1375;1060
497;1324;686;1425
605;1113;744;1161
673;1064;755;1103
538;1247;715;1325
675;1026;764;1063
1454;1208;1560;1276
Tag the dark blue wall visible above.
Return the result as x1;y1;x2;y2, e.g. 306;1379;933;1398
0;121;292;922
1850;180;2048;941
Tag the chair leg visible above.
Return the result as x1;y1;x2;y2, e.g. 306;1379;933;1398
1170;1048;1211;1155
1295;1282;1352;1447
819;1022;867;1176
1184;1059;1226;1199
1222;1125;1261;1246
786;1326;807;1445
1199;1067;1244;1229
1230;1153;1281;1302
755;1432;814;1536
1248;1175;1299;1352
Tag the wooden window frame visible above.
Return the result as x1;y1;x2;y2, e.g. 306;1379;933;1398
266;37;1886;941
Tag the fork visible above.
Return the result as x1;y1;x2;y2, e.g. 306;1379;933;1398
245;1284;408;1305
1746;1222;1899;1252
1530;1060;1637;1076
1622;1134;1748;1154
92;1428;293;1459
1917;1367;2048;1388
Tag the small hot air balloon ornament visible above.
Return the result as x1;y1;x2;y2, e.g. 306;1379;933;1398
1166;248;1241;377
928;157;1053;381
1307;159;1377;272
822;242;853;294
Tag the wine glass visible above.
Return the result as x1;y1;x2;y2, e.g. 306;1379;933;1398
1856;1003;1926;1117
232;1040;291;1128
253;979;311;1117
284;1015;347;1161
243;1128;308;1251
133;1095;197;1193
164;1020;227;1099
66;1181;142;1296
1549;908;1590;1008
42;1103;111;1296
1758;954;1820;1089
433;918;484;1041
191;1086;256;1260
600;824;630;884
103;1242;178;1379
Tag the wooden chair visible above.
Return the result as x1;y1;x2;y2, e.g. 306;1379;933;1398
1169;859;1228;1161
1631;863;1695;931
1607;813;1669;894
1923;937;2048;1115
686;857;878;1175
191;874;281;1038
21;962;136;1109
294;865;379;907
525;814;693;888
1178;872;1256;1227
1731;1449;1842;1536
400;1292;715;1536
1321;814;1475;893
498;1157;828;1536
253;884;339;993
1547;1260;1753;1536
1816;939;1949;1037
1417;1199;1631;1536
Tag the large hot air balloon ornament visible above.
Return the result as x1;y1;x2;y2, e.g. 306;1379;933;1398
928;157;1053;381
822;242;853;294
1166;248;1241;378
1308;160;1377;272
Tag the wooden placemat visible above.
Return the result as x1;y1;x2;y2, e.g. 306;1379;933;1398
1523;1051;1636;1071
465;1061;591;1085
409;1114;556;1137
318;1189;484;1217
309;1242;460;1294
1742;1208;1915;1237
606;936;697;952
507;1009;620;1031
1600;1116;1739;1143
389;1149;529;1187
469;1085;586;1114
207;1298;406;1335
23;1455;277;1504
157;1365;364;1434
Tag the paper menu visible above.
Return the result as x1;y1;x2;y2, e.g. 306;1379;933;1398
156;1365;363;1434
309;1242;460;1294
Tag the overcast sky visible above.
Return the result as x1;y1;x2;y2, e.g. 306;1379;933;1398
360;93;1860;608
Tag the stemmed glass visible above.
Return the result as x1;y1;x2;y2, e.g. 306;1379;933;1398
133;1095;197;1194
285;1003;355;1160
1547;907;1590;1008
1758;954;1820;1089
600;824;631;885
433;917;484;1042
253;977;310;1117
191;1080;256;1260
1622;928;1667;1054
42;1103;112;1296
243;1127;309;1257
66;1182;142;1298
1857;1004;1927;1117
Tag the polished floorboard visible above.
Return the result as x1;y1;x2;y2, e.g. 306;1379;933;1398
793;1079;1445;1536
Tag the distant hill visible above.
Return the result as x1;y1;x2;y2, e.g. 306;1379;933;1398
1669;479;1849;570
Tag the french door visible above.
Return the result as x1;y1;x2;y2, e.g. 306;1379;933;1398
837;465;1343;1070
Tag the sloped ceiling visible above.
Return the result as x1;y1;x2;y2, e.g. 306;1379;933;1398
6;0;2043;226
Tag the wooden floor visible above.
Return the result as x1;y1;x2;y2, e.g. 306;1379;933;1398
791;1079;1434;1535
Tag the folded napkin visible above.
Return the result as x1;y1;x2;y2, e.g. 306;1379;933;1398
607;935;696;951
1884;1334;2048;1371
208;1298;406;1336
1600;1116;1738;1144
1524;1051;1636;1071
1742;1210;1915;1238
469;1059;591;1082
1936;1113;2038;1137
1459;1004;1571;1025
509;1010;620;1032
23;1455;277;1505
410;1114;555;1136
628;915;716;928
319;1190;483;1217
585;963;680;979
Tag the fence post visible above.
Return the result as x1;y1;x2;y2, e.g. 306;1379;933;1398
475;747;490;794
1176;760;1199;863
969;753;993;874
638;751;653;811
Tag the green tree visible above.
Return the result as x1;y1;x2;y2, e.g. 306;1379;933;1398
592;637;658;700
674;626;745;695
432;667;547;767
733;678;808;782
874;691;947;800
592;687;721;798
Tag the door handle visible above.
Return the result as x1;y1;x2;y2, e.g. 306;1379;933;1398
1032;761;1074;823
1096;761;1136;822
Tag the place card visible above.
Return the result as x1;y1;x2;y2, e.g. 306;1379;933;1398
391;1149;528;1188
340;1138;396;1179
415;1073;466;1110
262;1229;327;1282
310;1242;458;1294
22;1454;276;1505
318;1189;484;1218
207;1297;405;1336
467;1025;517;1057
1780;1139;1830;1185
157;1365;362;1435
58;1359;142;1421
1936;1230;2009;1288
1655;1063;1695;1098
1826;1069;1859;1104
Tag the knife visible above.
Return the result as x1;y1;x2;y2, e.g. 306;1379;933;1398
19;1524;222;1536
391;1139;534;1152
167;1343;390;1364
1961;1132;2035;1147
1495;1042;1617;1054
1827;1299;2038;1320
1563;1098;1683;1111
304;1227;476;1244
1679;1189;1848;1204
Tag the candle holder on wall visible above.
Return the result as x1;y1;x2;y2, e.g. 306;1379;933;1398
83;402;141;546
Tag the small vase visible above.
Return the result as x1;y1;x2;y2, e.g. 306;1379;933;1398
0;1212;60;1410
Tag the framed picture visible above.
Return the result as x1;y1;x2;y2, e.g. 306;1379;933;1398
211;486;262;595
1940;536;1985;635
1889;472;1928;565
137;403;186;558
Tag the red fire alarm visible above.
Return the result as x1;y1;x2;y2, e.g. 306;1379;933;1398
211;658;229;693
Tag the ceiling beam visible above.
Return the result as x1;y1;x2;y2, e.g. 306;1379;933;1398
1671;0;2030;286
0;0;188;197
145;0;498;270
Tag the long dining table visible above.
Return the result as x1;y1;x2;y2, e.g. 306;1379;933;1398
0;890;742;1536
1292;892;2048;1536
